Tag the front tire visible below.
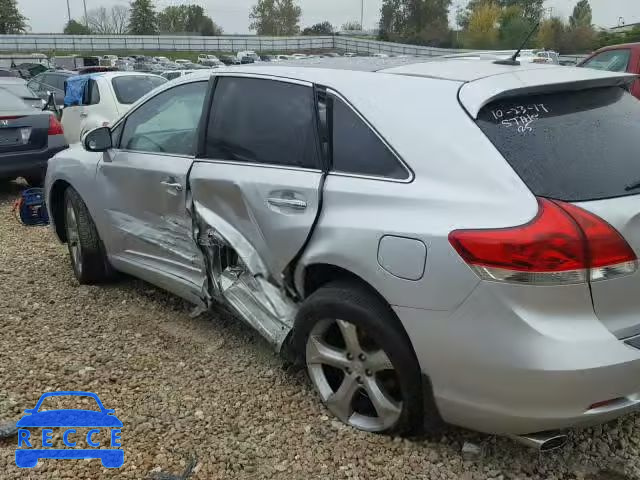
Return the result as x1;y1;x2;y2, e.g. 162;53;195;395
63;187;112;284
294;281;426;435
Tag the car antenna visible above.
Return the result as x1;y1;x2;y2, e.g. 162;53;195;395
494;21;541;66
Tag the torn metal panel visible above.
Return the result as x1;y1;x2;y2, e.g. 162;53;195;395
191;201;298;349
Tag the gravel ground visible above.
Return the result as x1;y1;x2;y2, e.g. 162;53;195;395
0;180;640;480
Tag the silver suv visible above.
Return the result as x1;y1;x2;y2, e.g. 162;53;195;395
45;59;640;442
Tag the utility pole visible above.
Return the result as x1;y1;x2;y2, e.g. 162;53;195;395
360;0;364;31
83;0;89;27
66;0;72;24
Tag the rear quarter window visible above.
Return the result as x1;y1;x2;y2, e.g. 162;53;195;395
476;87;640;202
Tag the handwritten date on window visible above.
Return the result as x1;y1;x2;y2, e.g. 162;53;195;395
490;104;549;134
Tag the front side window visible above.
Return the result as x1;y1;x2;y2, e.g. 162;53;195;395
119;81;207;155
582;49;631;72
111;75;167;105
330;95;408;180
205;77;319;169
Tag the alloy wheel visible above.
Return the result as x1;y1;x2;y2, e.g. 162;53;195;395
65;202;82;276
306;318;402;432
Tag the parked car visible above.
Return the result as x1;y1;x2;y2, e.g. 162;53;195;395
220;55;241;65
61;72;166;144
27;71;74;107
45;60;640;447
100;55;118;67
0;78;45;110
198;54;223;67
161;70;196;81
0;88;66;186
237;51;261;63
174;59;191;66
579;42;640;99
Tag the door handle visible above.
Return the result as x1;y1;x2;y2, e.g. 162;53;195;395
80;112;88;118
161;180;183;192
267;197;307;210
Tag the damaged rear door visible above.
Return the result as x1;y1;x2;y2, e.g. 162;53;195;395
189;75;324;346
97;81;209;303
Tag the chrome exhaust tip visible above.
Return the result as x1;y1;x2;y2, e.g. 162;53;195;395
506;431;568;452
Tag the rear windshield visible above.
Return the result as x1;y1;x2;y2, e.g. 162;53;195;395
0;89;29;110
0;83;38;99
476;87;640;202
111;75;166;104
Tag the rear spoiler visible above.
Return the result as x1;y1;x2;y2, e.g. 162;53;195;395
459;67;638;118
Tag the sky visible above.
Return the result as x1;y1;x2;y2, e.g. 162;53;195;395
16;0;640;34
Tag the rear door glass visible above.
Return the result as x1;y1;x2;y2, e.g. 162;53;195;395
476;87;640;202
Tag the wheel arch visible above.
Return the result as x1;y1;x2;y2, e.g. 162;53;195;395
49;179;72;242
290;263;418;363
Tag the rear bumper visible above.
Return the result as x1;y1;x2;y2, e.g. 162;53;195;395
0;137;67;179
396;281;640;435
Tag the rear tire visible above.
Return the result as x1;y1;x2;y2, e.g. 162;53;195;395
63;187;112;284
293;280;428;436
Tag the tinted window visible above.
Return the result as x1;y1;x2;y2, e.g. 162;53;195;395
88;80;100;105
111;75;166;104
476;87;640;202
164;72;180;81
120;81;207;155
205;77;319;168
331;95;407;179
582;49;631;72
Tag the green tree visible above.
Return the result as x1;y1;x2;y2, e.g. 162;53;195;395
500;0;544;23
379;0;403;40
64;19;91;35
199;17;223;36
499;5;534;48
158;4;221;35
249;0;301;35
302;21;334;35
0;0;28;34
157;6;188;33
569;0;592;28
536;17;565;51
128;0;157;35
465;1;501;49
378;0;452;46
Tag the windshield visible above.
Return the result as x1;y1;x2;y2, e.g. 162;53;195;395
111;75;167;104
476;87;640;202
0;83;38;99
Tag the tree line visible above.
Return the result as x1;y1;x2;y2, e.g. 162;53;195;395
380;0;640;54
0;0;638;54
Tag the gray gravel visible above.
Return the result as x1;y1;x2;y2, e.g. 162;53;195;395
0;180;639;479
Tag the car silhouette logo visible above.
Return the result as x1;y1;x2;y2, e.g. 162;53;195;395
15;391;123;468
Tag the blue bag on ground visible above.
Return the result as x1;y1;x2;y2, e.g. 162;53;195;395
17;188;49;226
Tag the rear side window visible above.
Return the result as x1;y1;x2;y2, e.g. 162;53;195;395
205;77;319;169
331;95;408;180
477;87;640;202
582;50;631;72
111;75;166;104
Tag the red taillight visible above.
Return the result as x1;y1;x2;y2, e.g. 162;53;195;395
48;115;63;136
448;198;638;285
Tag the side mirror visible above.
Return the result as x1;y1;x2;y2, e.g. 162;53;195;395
83;126;112;152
